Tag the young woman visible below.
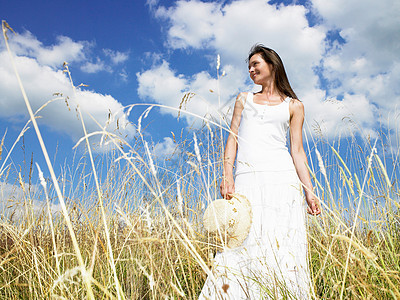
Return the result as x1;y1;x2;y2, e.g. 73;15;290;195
199;45;321;299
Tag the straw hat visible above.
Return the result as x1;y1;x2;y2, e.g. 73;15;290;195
203;194;252;249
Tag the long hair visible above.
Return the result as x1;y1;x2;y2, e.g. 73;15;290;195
247;44;297;99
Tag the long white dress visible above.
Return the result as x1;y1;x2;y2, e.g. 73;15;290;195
199;93;310;299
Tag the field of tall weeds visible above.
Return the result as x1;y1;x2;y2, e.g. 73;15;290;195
1;21;399;299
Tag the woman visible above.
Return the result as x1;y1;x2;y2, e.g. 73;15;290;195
199;45;321;299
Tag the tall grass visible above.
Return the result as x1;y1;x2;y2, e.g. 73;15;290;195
1;20;400;299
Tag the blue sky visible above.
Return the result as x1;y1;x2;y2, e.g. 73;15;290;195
0;0;399;207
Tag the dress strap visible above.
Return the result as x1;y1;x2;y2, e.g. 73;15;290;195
284;96;292;103
246;92;253;105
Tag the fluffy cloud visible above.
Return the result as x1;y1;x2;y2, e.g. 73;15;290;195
103;49;129;65
8;32;87;68
153;137;180;158
141;0;399;138
155;1;223;49
142;0;326;126
0;181;62;222
6;30;130;76
80;58;111;73
313;0;400;85
304;89;378;138
312;0;400;133
0;32;134;147
154;0;325;93
137;60;188;109
137;60;245;124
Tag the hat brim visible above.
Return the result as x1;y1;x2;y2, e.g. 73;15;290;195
203;194;252;249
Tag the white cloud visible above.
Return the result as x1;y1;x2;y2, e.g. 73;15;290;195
0;181;25;203
304;90;378;138
311;0;400;131
0;32;135;147
153;137;180;158
142;52;163;65
103;49;129;64
136;60;246;124
155;0;222;49
137;60;188;109
81;49;129;74
313;0;400;78
154;0;325;93
146;0;159;10
0;181;62;222
8;32;87;68
6;30;130;76
141;0;325;126
81;57;111;73
312;0;399;62
119;68;129;82
141;0;399;137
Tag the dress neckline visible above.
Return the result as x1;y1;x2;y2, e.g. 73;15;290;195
250;92;290;107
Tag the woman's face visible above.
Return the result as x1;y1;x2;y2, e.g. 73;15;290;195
248;53;274;85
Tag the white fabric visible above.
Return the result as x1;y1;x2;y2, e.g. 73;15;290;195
236;93;294;175
199;93;310;299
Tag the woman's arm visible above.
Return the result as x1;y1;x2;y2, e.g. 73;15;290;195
220;93;245;199
289;99;321;215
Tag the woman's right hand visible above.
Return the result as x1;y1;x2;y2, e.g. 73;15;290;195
220;174;235;199
305;195;321;216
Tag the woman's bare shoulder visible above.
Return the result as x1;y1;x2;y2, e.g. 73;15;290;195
289;98;304;116
235;92;248;107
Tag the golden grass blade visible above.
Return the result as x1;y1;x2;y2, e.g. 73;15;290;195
374;154;392;188
340;141;377;300
1;20;95;299
63;63;125;300
331;146;351;176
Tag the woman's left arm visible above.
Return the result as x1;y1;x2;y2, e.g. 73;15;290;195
289;99;321;215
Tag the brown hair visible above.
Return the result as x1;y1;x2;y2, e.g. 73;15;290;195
248;44;298;99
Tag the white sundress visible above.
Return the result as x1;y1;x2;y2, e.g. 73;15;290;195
199;93;310;299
